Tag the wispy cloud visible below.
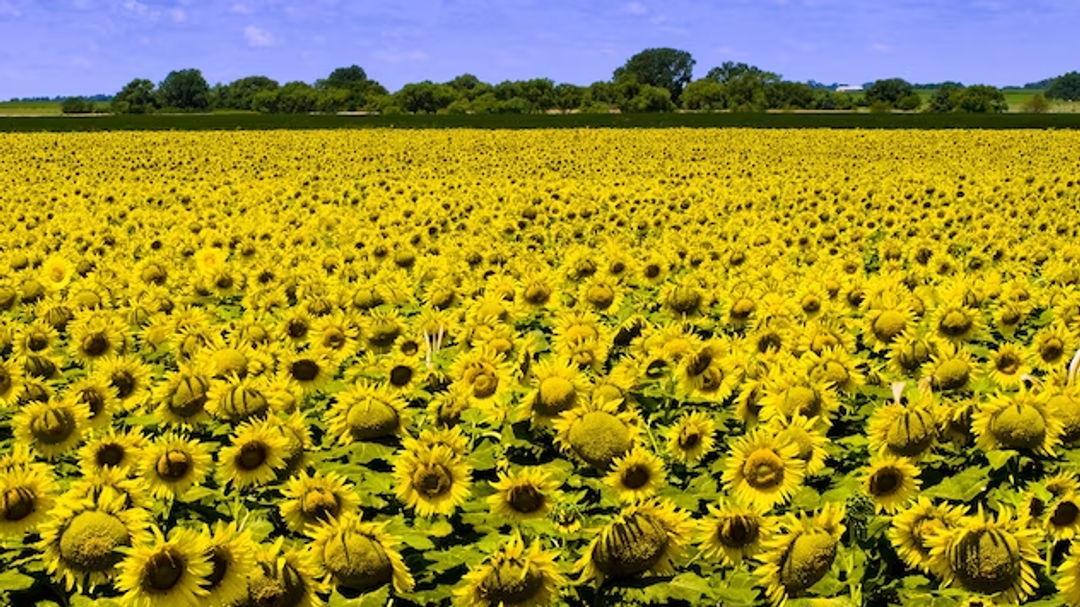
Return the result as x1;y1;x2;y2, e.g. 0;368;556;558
243;24;274;48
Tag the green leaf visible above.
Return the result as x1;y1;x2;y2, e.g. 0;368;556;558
985;449;1017;470
0;570;35;592
922;465;990;501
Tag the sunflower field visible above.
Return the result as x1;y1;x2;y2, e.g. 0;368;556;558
1;129;1080;607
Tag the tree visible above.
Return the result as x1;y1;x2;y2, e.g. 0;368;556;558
446;74;492;100
681;79;726;110
864;78;915;107
613;48;695;102
626;85;675;112
1047;71;1080;101
317;65;386;109
221;76;279;110
553;83;584;111
954;85;1007;113
706;62;777;84
61;97;95;114
764;81;815;109
394;81;456;113
157;69;210;110
1023;93;1050;113
723;72;770;111
927;82;964;112
895;93;923;111
111;78;157;114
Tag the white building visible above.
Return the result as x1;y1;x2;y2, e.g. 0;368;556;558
836;84;864;92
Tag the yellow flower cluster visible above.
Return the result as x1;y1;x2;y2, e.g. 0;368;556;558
1;129;1080;606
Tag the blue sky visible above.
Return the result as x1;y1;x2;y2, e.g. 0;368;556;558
1;0;1077;98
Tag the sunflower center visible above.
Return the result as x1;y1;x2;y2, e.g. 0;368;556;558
206;546;229;589
111;370;136;399
345;400;399;440
757;332;782;354
950;529;1021;594
302;488;340;522
594;513;670;578
784;386;820;418
479;559;545;605
885;410;935;456
1051;501;1080;527
143;549;185;591
719;515;759;548
868;467;903;497
742;449;785;490
2;487;36;521
586;284;614;309
991;403;1046;450
524;284;550;305
0;370;9;395
30;407;76;445
389;365;413;387
669;286;701;314
817;361;849;386
687;351;712;377
323;329;346;350
472;371;498;399
238;442;268;471
286;320;308;339
27;334;48;352
621;464;651;490
537;376;575;415
1040;338;1064;362
95;443;126;468
678;429;701;450
156;449;192;480
940;310;973;337
508;484;543;514
780;530;837;593
80;388;107;416
935;359;970;390
290;360;319;382
568;410;632;469
413;463;453;498
82;334;109;356
59;510;130;572
731;298;755;320
322;533;392;591
873;310;906;341
995;352;1021;375
170;377;208;418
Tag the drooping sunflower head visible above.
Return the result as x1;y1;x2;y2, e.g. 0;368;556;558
457;535;565;607
927;507;1040;604
522;357;590;424
888;498;966;575
576;499;693;584
1046;386;1080;443
925;342;975;393
972;391;1063;456
754;502;846;605
553;399;639;470
246;537;324;607
932;301;983;343
152;370;211;427
307;513;414;594
867;391;940;459
280;470;361;532
487;467;560;522
206;374;273;422
769;414;829;476
327;380;406;443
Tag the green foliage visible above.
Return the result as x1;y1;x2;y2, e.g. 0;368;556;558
1023;92;1050;113
157;68;210;110
865;78;915;107
60;97;95;114
680;79;726;110
927;84;1007;113
111;78;157;114
217;76;279;110
1046;71;1080;101
614;47;696;102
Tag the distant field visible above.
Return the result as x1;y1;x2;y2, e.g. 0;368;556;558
0;101;63;115
5;111;1080;131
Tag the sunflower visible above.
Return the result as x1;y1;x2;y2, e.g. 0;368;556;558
393;444;472;517
451;346;514;409
152;370;212;427
575;499;693;584
770;414;829;476
801;347;864;394
201;521;257;607
519;357;590;426
754;503;846;605
664;410;716;465
141;433;213;500
605;447;665;503
578;275;623;314
985;342;1031;388
68;311;126;365
327;380;407;442
40;255;76;291
278;347;335;395
887;331;935;378
889;498;966;575
245;537;323;607
700;499;776;567
77;427;147;476
13;319;60;359
1030;321;1075;373
93;354;153;409
487;467;560;522
456;535;565;607
863;456;921;514
0;465;57;536
867;387;940;458
722;428;805;509
39;491;152;591
117;525;212;607
218;420;289;489
310;311;359;360
307;512;414;594
280;470;361;532
1048;386;1080;443
673;341;736;403
758;371;840;429
972;391;1063;456
553;399;639;470
924;341;975;393
932;301;984;344
66;466;153;511
14;398;90;459
1059;542;1080;607
0;357;24;406
380;351;422;394
926;507;1040;604
864;302;915;351
205;374;273;422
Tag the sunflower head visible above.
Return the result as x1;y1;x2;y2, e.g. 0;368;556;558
308;513;414;594
458;536;565;607
579;500;692;583
554;400;638;469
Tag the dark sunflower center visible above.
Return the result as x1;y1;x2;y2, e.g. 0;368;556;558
2;487;35;521
621;464;651;490
869;467;903;497
480;560;545;606
1041;338;1064;362
301;488;340;521
996;353;1020;375
290;360;319;382
743;449;784;490
1052;501;1080;527
95;443;126;468
206;546;229;589
27;334;48;351
389;365;413;387
82;334;109;356
687;351;712;377
111;370;136;399
80;388;106;416
508;484;543;514
940;310;972;337
237;442;268;471
143;549;185;591
287;320;308;339
156;449;192;480
414;464;452;498
719;515;758;548
950;529;1021;594
678;429;701;450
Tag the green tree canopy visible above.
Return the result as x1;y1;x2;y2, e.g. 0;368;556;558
705;62;778;84
111;78;157;114
157;69;210;109
864;78;915;107
1046;71;1080;101
613;48;695;102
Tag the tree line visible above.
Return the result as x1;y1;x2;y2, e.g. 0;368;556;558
60;48;1080;115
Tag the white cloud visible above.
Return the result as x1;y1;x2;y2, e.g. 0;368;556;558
623;1;647;15
243;25;275;47
229;3;252;14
